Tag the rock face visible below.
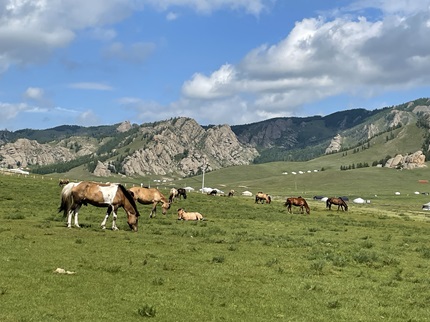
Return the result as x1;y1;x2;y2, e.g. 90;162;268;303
117;121;133;133
0;138;76;168
325;134;342;154
121;118;259;177
385;151;426;169
93;161;112;177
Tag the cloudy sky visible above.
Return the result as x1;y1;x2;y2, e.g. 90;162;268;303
1;0;430;131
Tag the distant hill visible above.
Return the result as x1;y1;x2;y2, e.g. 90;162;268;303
0;98;429;179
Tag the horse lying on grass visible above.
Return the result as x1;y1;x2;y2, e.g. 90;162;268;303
129;186;171;218
58;181;140;231
177;208;204;221
285;196;310;214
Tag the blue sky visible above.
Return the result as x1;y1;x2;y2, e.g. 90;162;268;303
1;0;430;131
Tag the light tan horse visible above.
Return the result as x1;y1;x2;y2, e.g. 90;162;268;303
255;192;271;204
177;208;204;221
58;181;140;231
285;196;310;214
129;186;171;218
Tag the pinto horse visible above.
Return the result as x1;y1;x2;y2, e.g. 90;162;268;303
58;179;70;187
129;186;171;218
255;192;271;204
285;197;310;214
326;197;348;211
169;188;187;203
58;181;140;231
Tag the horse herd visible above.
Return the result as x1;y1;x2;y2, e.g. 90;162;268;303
58;181;348;232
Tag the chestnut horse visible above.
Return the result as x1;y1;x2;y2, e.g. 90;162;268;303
58;181;140;231
285;197;310;214
129;186;171;218
255;192;271;204
326;197;348;211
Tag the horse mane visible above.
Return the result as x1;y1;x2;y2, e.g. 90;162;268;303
118;184;140;217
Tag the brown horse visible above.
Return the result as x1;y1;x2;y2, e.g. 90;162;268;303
326;197;348;211
285;197;310;214
255;192;271;204
129;186;171;218
58;181;140;231
177;208;204;221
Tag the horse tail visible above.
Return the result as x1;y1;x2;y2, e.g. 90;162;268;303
58;182;75;217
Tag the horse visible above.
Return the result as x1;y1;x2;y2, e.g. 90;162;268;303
58;181;140;231
228;190;235;197
177;208;204;221
255;192;271;204
285;197;310;214
129;186;171;218
208;189;217;196
169;188;187;203
58;179;70;187
326;197;348;211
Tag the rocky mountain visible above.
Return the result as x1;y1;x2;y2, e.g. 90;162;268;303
0;98;429;177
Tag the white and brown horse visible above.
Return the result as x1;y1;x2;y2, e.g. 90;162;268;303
169;188;187;203
255;192;271;204
58;181;140;231
129;186;171;218
58;179;70;187
285;196;310;214
177;208;204;221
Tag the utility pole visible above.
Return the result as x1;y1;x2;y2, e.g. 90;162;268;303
201;160;206;193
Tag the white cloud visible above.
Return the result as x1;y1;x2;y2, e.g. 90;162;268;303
76;109;100;126
166;12;179;21
0;102;29;120
68;82;114;91
180;5;430;117
24;87;45;101
145;0;273;15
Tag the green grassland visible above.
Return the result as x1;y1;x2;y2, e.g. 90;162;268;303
1;167;430;321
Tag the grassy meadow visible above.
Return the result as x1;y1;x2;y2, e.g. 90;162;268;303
1;165;430;321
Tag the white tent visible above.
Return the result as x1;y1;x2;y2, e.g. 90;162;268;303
184;186;195;192
353;198;366;204
242;191;253;196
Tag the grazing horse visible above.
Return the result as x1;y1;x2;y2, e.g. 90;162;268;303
326;197;348;211
129;186;171;218
255;192;271;204
285;197;310;214
169;188;187;203
58;181;140;231
58;179;70;187
177;208;204;221
228;190;235;197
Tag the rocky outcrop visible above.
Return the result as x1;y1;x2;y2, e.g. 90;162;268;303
385;151;426;169
93;161;112;177
0;138;76;168
325;134;342;154
116;121;133;133
121;118;259;177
